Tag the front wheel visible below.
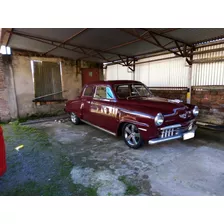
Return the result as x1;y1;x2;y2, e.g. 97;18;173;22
122;123;143;149
70;112;81;125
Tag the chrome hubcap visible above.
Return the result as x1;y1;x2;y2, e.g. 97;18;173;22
124;124;140;146
71;113;77;123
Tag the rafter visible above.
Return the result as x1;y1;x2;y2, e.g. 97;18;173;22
120;28;183;57
79;29;181;61
7;30;130;62
44;28;88;55
8;31;105;61
143;28;191;47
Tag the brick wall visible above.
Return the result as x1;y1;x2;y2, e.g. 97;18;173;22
0;54;10;122
150;87;224;125
150;89;187;103
191;87;224;125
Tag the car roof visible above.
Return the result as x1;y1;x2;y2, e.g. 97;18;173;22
86;80;143;86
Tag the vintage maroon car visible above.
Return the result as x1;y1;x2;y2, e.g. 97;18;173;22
65;80;199;149
0;126;6;176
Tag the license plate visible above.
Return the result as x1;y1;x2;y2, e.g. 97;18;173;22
183;132;195;140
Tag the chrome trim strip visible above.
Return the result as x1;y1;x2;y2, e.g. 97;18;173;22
120;109;154;119
148;135;182;145
138;128;147;132
148;125;197;145
80;119;116;136
160;124;181;130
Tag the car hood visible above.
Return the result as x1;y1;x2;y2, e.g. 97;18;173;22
120;96;188;115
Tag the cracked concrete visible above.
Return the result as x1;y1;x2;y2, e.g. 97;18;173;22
35;120;224;196
1;120;224;196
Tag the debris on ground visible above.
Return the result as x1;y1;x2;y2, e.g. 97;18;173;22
15;145;24;151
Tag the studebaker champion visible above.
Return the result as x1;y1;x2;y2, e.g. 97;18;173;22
65;80;199;149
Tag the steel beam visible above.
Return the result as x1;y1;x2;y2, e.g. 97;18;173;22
8;31;105;61
145;29;191;47
186;47;194;65
44;28;88;55
7;30;129;62
120;28;184;57
80;29;180;61
0;28;12;46
79;30;149;59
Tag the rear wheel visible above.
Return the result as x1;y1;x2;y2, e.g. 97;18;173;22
122;123;143;149
70;112;80;125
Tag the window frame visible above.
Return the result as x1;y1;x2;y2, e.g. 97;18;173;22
114;83;153;99
82;85;95;97
93;85;116;101
32;60;65;102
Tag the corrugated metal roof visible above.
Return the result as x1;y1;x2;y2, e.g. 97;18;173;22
3;28;224;63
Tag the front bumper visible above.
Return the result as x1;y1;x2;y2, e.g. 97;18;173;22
148;124;197;145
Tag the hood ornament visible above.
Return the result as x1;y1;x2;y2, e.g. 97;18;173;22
179;113;187;119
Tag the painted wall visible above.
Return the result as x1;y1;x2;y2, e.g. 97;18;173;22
1;50;102;120
0;55;10;121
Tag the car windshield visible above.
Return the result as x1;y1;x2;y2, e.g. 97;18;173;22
115;84;153;99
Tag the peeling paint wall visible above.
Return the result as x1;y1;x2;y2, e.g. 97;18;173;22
0;55;11;122
4;50;102;119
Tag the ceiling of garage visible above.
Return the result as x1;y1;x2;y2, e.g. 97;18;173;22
1;28;224;63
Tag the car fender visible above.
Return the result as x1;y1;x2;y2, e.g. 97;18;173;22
117;110;158;140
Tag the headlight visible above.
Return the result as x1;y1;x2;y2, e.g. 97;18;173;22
193;106;199;117
155;113;164;126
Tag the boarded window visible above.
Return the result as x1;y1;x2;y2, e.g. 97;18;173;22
33;61;63;100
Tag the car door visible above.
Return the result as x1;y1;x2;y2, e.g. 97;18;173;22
90;85;119;133
81;85;95;123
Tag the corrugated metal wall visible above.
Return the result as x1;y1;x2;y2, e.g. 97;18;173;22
106;54;189;87
106;43;224;87
106;64;134;80
192;44;224;86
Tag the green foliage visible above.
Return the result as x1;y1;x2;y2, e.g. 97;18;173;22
118;176;140;196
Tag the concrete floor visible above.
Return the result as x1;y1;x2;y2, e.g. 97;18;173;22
1;120;224;196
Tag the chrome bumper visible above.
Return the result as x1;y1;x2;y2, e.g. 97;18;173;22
148;125;197;145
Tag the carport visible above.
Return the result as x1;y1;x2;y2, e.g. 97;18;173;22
2;28;224;100
2;28;224;64
1;28;224;196
1;28;224;125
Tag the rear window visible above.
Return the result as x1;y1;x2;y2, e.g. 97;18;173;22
83;86;94;97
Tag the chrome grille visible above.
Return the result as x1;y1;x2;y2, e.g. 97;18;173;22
161;128;177;138
160;121;195;139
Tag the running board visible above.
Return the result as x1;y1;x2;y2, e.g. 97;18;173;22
80;119;116;136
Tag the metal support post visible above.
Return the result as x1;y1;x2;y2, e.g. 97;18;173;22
187;64;192;104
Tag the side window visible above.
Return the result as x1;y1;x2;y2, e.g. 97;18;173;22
83;86;94;97
94;86;114;99
116;85;130;98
